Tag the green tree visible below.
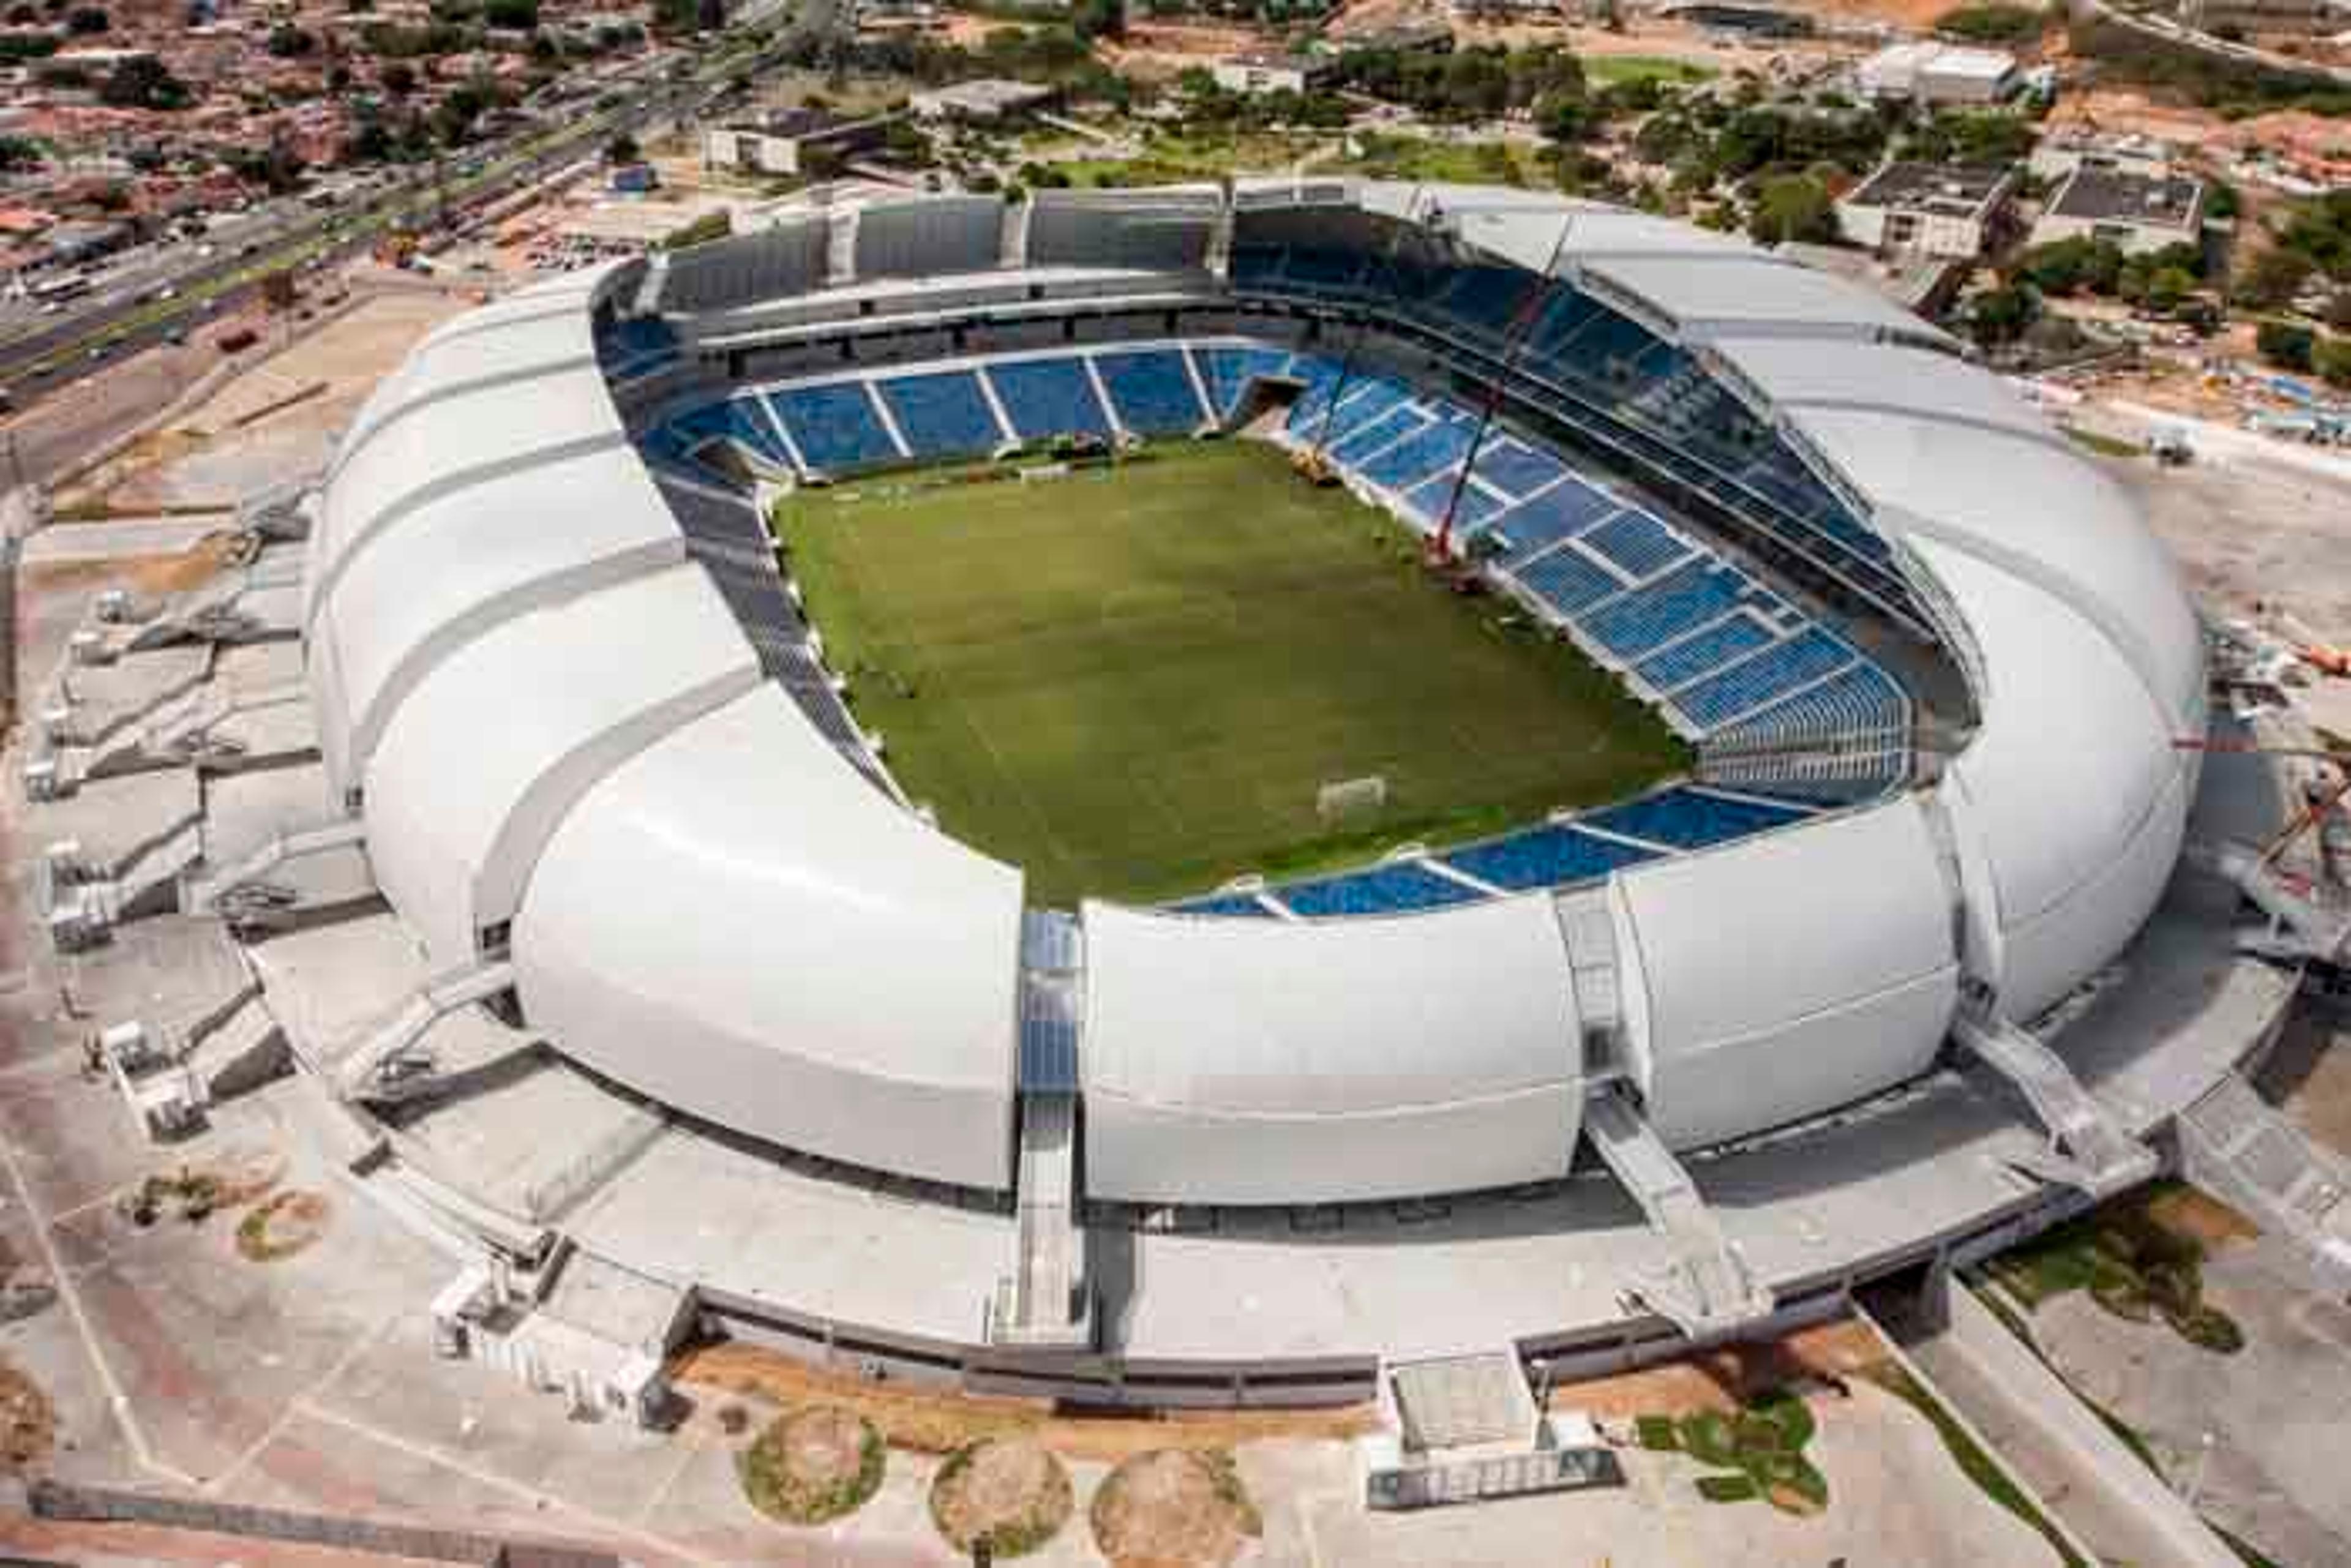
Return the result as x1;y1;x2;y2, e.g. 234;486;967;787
1969;281;2039;347
62;3;103;30
2257;319;2317;371
2316;334;2351;387
97;53;190;108
2233;245;2314;310
1747;173;1835;246
266;23;316;55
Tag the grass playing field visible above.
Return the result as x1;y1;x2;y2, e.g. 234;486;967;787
774;441;1689;905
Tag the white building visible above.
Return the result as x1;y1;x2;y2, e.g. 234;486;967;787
2029;167;2208;257
1210;53;1335;96
1856;42;2019;104
909;78;1056;122
1835;161;2018;261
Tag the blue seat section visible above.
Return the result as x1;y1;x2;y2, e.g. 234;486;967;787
1283;245;1371;296
669;399;789;467
1276;861;1483;918
1633;615;1775;692
1722;661;1909;745
1481;481;1618;560
1671;627;1855;728
1559;309;1663;380
1358;418;1475;493
1584;786;1811;850
1442;824;1660;892
877;370;1002;459
604;316;680;381
1515;546;1622;619
1327;406;1425;468
770;382;898;473
1442;264;1541;339
1472;440;1568;501
1095;348;1208;435
1321;377;1414;443
1403;471;1502;531
1172;892;1275;918
1581;560;1752;662
1524;288;1609;359
988;358;1111;440
1198;345;1291;417
1581;510;1689;582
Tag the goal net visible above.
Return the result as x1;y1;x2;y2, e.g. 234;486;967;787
1317;775;1389;823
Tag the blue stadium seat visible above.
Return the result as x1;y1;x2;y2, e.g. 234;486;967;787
1719;662;1910;749
1327;407;1426;468
877;370;1003;459
1357;419;1475;493
1670;628;1856;729
1275;862;1484;918
667;399;789;468
1403;472;1502;533
1442;825;1660;891
1171;892;1276;918
1632;615;1777;692
1580;560;1753;662
1583;786;1812;850
987;358;1111;441
770;382;899;473
1094;348;1208;435
1471;440;1568;501
1581;510;1690;582
1196;346;1291;418
1484;480;1620;564
1515;546;1622;619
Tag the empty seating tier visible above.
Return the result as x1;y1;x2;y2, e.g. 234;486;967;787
878;370;1004;460
1274;861;1483;919
1581;560;1752;662
1583;786;1813;850
1442;825;1661;892
1633;615;1776;693
1482;481;1618;563
1671;627;1855;729
1095;349;1209;435
1581;509;1690;583
771;383;898;473
987;358;1112;441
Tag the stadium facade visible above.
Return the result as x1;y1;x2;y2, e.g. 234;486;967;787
257;182;2298;1373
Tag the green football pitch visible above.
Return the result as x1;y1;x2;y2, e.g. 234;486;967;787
773;441;1689;906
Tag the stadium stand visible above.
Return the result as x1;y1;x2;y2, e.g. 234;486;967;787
1670;628;1856;729
1093;349;1209;435
1482;482;1619;564
1442;822;1661;892
1581;510;1690;583
878;370;1006;460
1270;861;1484;918
771;382;899;473
1513;545;1624;620
1471;440;1569;501
1580;560;1755;662
987;358;1112;440
1196;346;1292;419
601;317;680;383
1632;615;1777;694
1171;891;1277;918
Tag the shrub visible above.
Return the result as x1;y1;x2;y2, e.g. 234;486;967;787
1634;1413;1681;1451
1695;1472;1758;1502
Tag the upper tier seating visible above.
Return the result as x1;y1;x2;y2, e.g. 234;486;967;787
1582;786;1813;850
1273;861;1483;919
1441;823;1660;892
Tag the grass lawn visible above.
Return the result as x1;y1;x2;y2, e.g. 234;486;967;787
1584;54;1718;88
1327;133;1547;189
774;441;1687;904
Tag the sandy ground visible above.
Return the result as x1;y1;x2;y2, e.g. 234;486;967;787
2021;1229;2351;1568
1548;1318;1885;1420
77;289;463;516
2049;89;2351;183
2259;1003;2351;1153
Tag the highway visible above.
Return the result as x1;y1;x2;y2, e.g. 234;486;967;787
0;42;754;413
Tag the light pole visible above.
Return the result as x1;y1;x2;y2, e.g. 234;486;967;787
2183;1430;2216;1512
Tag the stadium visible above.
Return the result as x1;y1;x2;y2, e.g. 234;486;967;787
62;179;2313;1422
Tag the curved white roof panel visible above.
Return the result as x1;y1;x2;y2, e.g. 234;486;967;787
364;563;760;966
1708;336;2053;445
310;444;684;792
1080;895;1582;1203
514;684;1025;1190
1580;253;1950;348
1614;799;1958;1149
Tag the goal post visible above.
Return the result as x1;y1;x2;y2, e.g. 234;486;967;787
1317;775;1389;823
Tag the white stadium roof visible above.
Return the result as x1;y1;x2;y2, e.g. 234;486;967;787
305;190;2203;1205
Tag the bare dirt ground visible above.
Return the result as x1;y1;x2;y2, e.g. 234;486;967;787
234;1190;332;1264
18;530;244;599
1547;1318;1884;1419
2258;1005;2351;1153
78;289;463;516
2049;88;2351;183
1100;16;1272;75
0;1352;56;1472
929;1435;1073;1556
678;1340;1378;1461
1090;1447;1259;1568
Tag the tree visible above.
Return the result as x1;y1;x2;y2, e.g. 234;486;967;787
98;53;190;109
1747;173;1835;246
62;3;103;29
482;0;535;28
2231;246;2314;310
0;133;38;170
1071;0;1122;40
2014;234;2123;297
2316;334;2351;388
1968;281;2039;347
2257;319;2317;372
604;130;638;163
380;59;416;96
1534;88;1593;146
266;23;316;55
1933;2;2046;44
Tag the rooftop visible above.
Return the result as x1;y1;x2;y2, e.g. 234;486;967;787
1843;160;2014;216
2048;167;2205;231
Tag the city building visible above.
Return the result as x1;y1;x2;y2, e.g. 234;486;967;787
1835;160;2019;261
2029;167;2208;257
1855;42;2019;104
1209;53;1337;96
908;78;1057;122
701;109;895;178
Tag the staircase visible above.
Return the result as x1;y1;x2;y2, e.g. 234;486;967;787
2177;1074;2351;1295
1954;1011;2157;1199
323;961;517;1103
186;818;369;926
2188;839;2351;966
1583;1087;1772;1338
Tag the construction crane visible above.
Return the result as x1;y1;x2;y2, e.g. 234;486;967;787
1427;208;1578;569
1295;188;1439;487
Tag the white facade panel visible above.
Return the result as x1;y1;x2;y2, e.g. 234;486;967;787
363;565;760;966
1616;800;1959;1149
514;684;1024;1190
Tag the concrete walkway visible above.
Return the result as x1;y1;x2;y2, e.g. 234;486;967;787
20;515;232;563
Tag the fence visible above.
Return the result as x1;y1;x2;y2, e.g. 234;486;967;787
28;1479;621;1567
